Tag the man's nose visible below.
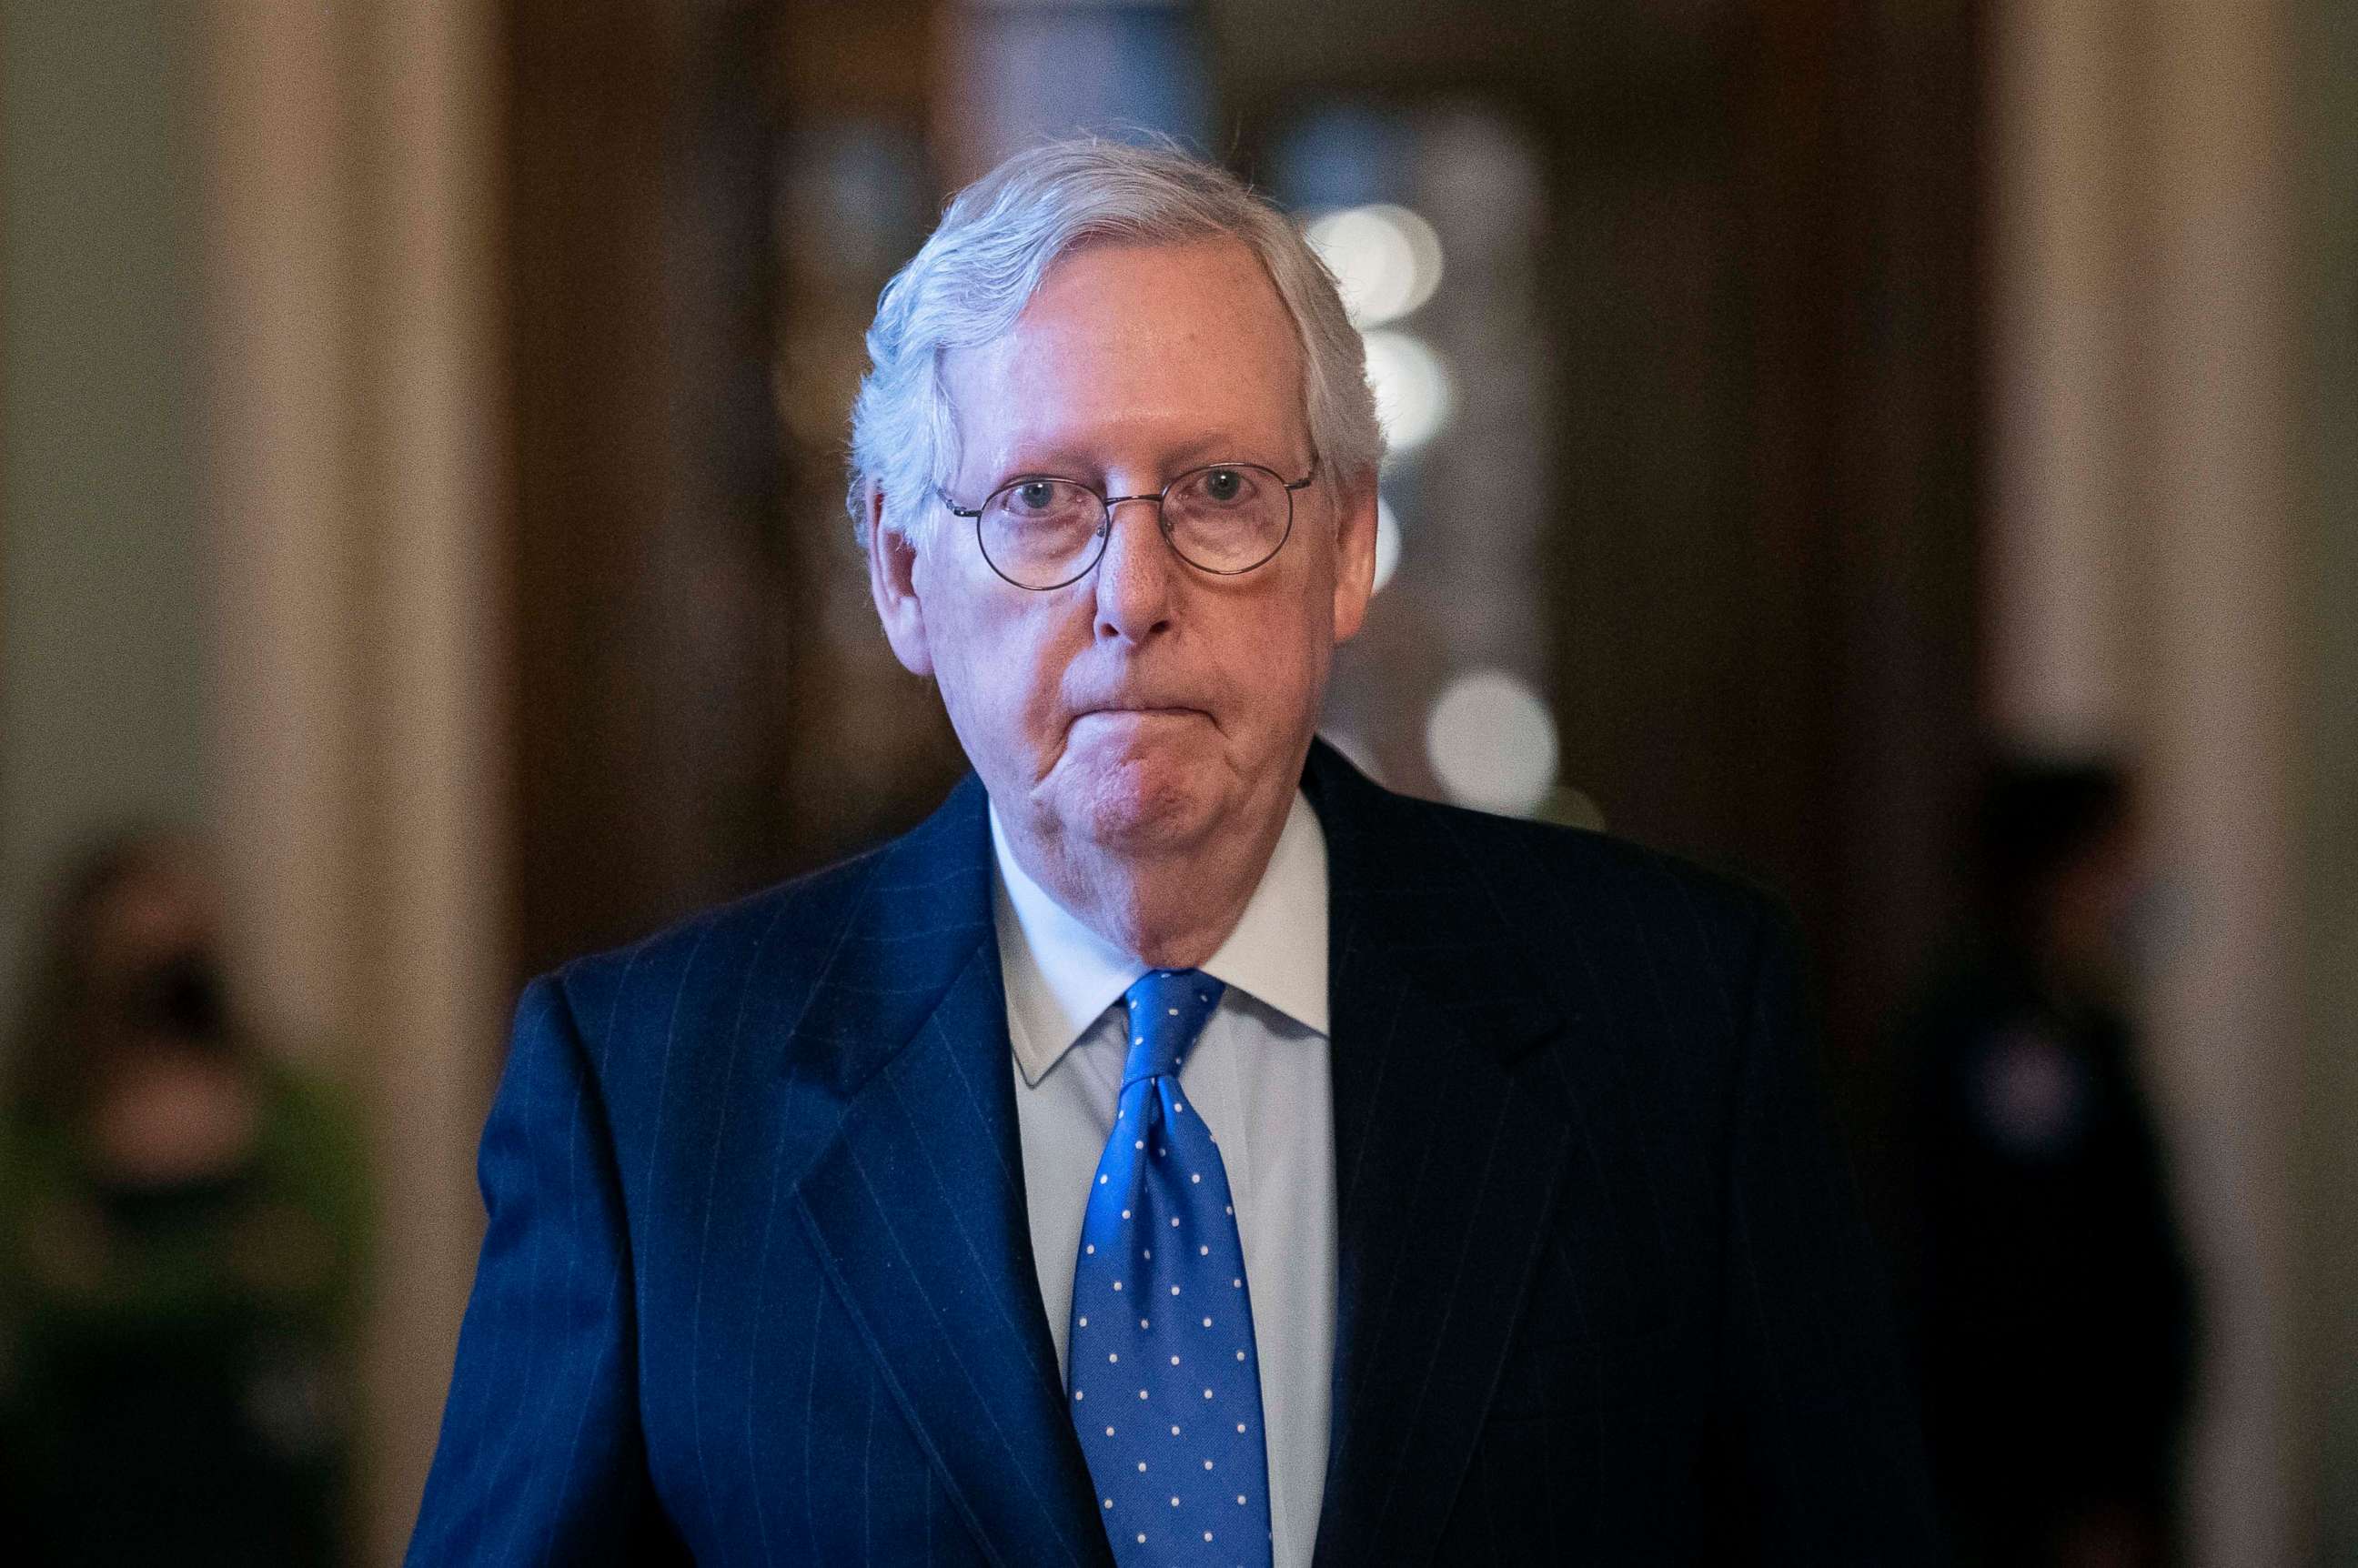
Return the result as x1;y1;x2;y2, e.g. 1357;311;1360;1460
1091;497;1177;643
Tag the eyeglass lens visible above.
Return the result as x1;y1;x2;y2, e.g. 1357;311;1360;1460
977;465;1294;588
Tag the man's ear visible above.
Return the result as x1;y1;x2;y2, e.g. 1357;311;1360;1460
1330;474;1381;644
864;485;936;677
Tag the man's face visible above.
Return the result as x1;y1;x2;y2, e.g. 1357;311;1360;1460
869;237;1376;862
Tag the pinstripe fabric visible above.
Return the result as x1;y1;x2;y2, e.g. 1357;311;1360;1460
408;741;1940;1566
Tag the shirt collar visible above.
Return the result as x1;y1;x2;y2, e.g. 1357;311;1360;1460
991;790;1331;1087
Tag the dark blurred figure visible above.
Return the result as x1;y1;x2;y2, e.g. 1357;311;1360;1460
0;833;367;1566
1897;760;2199;1568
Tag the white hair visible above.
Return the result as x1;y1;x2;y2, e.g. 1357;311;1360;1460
846;136;1382;548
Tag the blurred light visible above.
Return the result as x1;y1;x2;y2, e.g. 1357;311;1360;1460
1372;494;1403;593
1304;203;1445;327
1361;330;1454;454
1424;669;1559;817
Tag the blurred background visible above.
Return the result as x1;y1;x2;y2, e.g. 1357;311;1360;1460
0;0;2349;1563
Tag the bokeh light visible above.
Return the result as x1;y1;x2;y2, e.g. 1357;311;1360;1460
1424;668;1560;817
1303;203;1445;327
1361;329;1454;454
1372;494;1402;593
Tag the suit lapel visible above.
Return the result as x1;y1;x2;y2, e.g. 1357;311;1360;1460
788;779;1114;1568
1304;743;1579;1567
784;749;1599;1568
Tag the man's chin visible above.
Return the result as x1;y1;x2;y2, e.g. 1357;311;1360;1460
1052;759;1222;853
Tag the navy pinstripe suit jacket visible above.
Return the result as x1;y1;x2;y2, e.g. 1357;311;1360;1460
408;741;1940;1566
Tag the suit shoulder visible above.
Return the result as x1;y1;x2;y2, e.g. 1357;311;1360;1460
547;839;900;1029
1401;792;1782;948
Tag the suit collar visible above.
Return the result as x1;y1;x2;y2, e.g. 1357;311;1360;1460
1302;739;1582;1564
1301;737;1565;1060
776;739;1563;1097
789;746;1584;1568
774;770;1001;1100
786;774;1115;1568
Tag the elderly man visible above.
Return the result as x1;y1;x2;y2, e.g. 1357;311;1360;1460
409;139;1939;1566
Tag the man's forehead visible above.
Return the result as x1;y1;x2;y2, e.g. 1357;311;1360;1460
940;237;1306;463
1024;233;1281;307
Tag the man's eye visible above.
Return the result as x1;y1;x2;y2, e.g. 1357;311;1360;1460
1013;481;1059;512
1203;469;1244;503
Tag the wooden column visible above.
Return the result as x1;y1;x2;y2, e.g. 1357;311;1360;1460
200;0;508;1555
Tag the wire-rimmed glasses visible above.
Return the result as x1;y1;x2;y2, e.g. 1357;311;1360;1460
937;457;1318;590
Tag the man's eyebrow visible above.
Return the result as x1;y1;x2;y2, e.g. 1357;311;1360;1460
1166;433;1284;467
983;445;1103;481
981;433;1303;485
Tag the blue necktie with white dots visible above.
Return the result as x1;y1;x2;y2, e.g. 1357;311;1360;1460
1069;970;1273;1567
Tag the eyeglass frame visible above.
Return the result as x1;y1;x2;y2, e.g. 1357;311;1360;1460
935;455;1321;591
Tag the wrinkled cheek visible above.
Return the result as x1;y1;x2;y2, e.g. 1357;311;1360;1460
928;621;1064;784
919;626;990;749
1251;639;1328;749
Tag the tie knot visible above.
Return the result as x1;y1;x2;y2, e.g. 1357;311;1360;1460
1119;969;1224;1086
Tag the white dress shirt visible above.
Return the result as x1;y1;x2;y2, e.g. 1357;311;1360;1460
992;793;1336;1568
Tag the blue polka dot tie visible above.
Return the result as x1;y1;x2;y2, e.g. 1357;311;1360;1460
1069;970;1273;1567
